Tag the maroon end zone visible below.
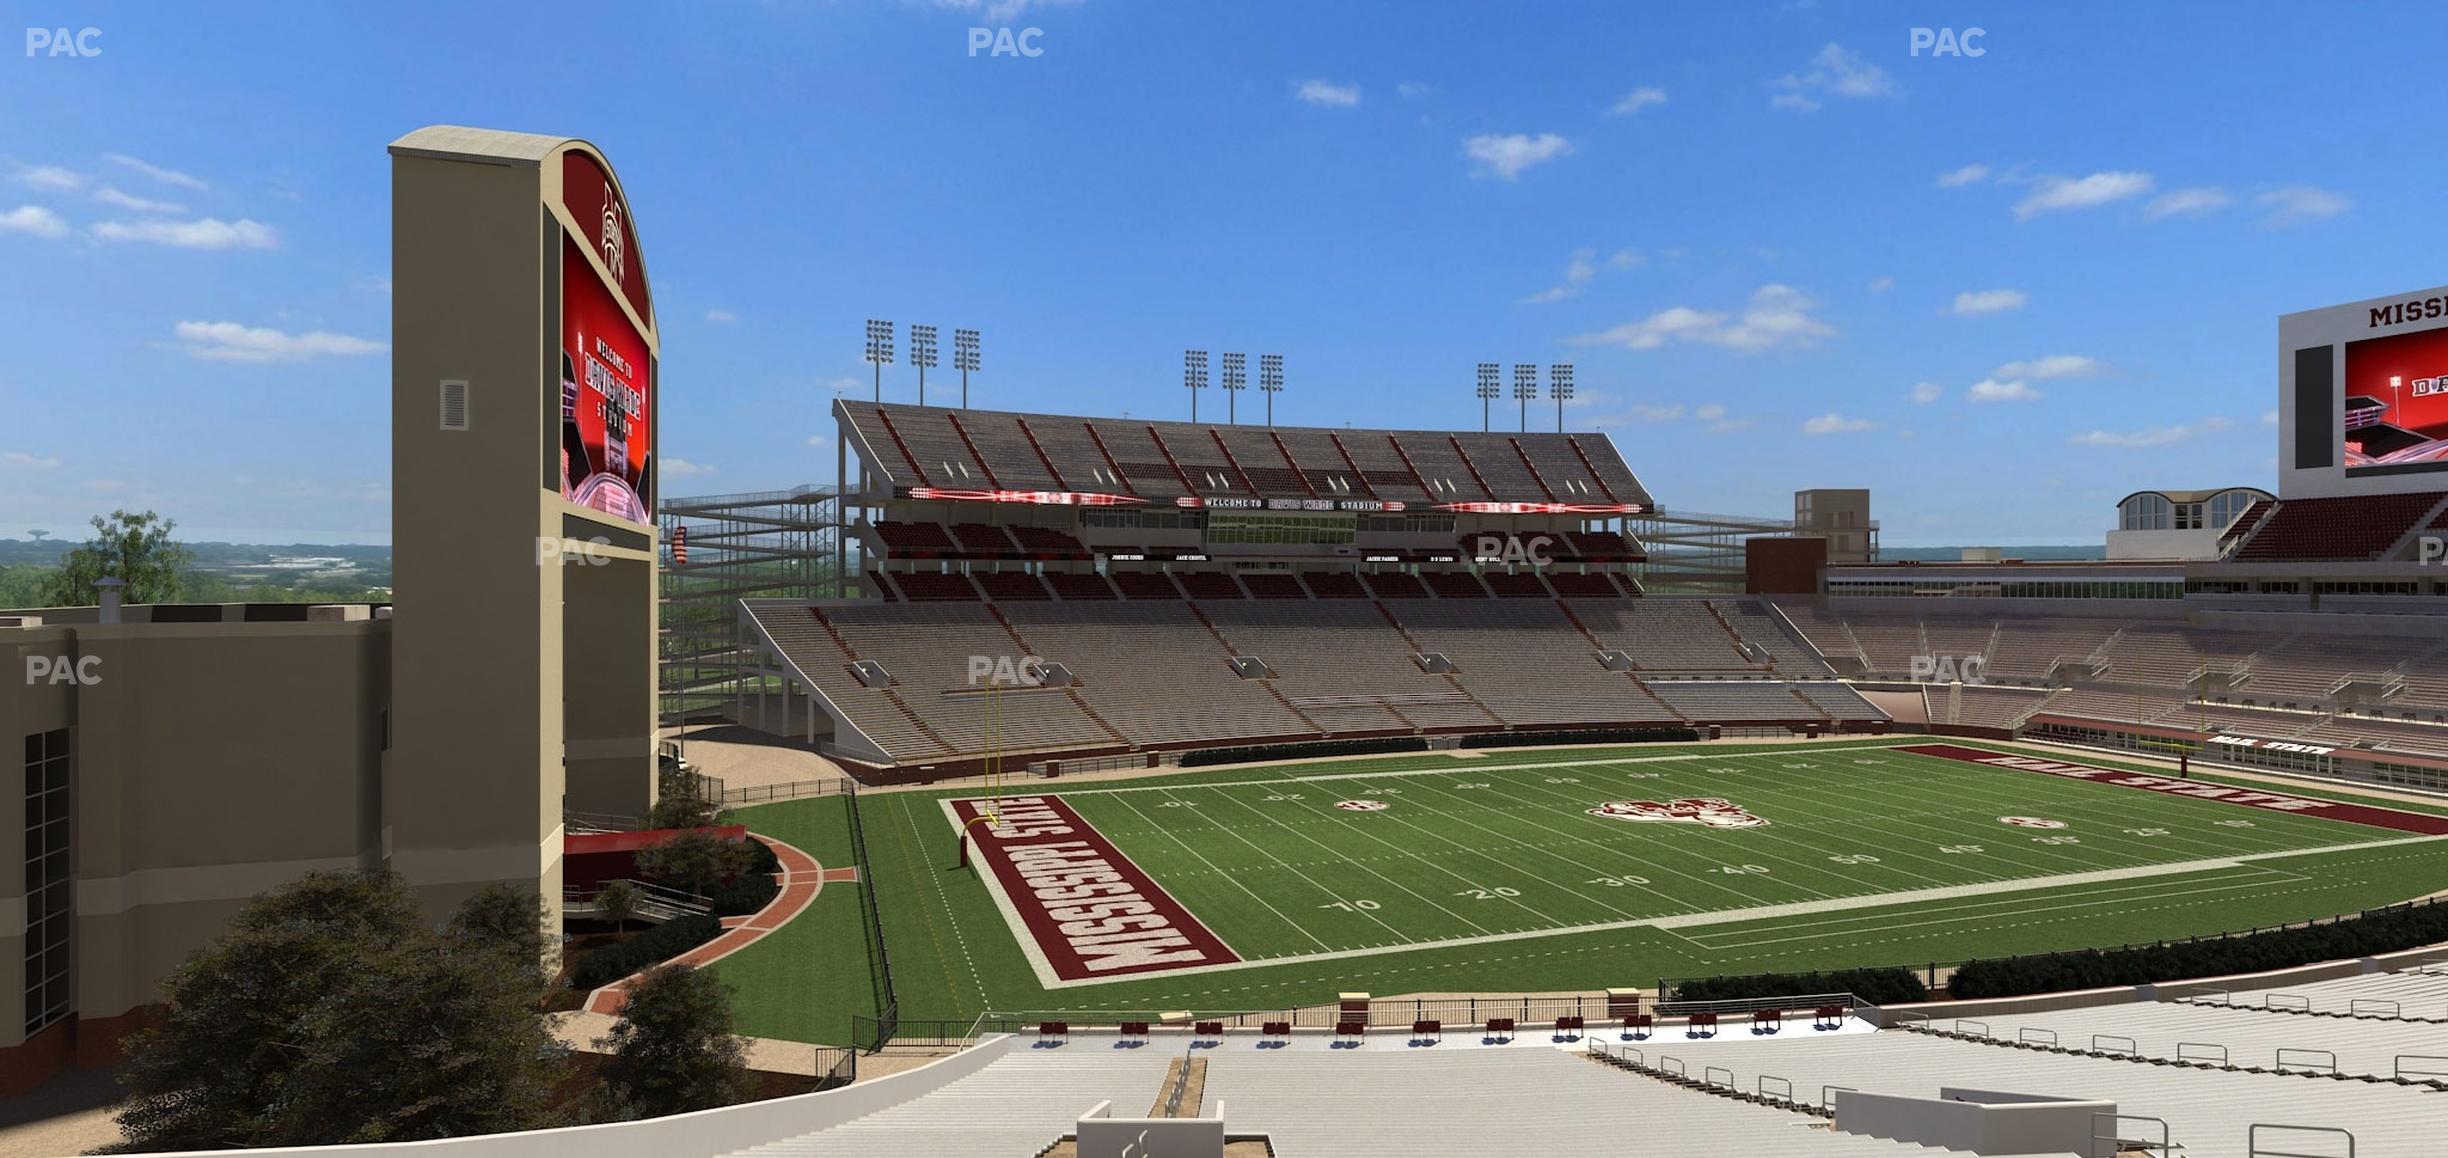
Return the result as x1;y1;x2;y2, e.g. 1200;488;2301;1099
951;795;1239;982
1896;743;2448;836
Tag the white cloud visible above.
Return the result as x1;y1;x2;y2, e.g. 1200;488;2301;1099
1293;79;1361;108
2013;171;2155;220
1993;354;2102;380
16;165;83;192
1769;44;1898;112
0;205;69;239
1607;87;1667;117
1950;288;2028;316
1624;403;1686;423
1866;275;1895;293
1935;164;1989;188
172;320;387;362
1396;81;1431;99
2258;185;2350;225
1605;249;1644;270
2145;187;2232;220
1694;404;1726;421
92;186;185;214
1521;247;1599;305
662;458;717;478
1695;403;1750;433
1910;381;1944;404
1574;284;1836;354
1802;413;1876;435
2262;409;2280;426
105;153;206;190
1966;378;2042;403
1463;133;1573;180
705;308;738;324
2068;417;2234;448
93;217;277;249
2;451;62;470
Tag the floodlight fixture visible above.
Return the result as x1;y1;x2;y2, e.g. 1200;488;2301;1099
911;324;939;406
1185;349;1209;421
1513;363;1537;431
1259;353;1284;426
863;318;895;401
1549;363;1574;431
953;328;981;408
1221;352;1246;424
1476;362;1500;431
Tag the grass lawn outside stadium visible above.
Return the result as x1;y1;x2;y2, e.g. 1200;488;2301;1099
714;737;2448;1046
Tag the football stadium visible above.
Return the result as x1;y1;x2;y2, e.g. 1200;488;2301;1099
16;9;2448;1158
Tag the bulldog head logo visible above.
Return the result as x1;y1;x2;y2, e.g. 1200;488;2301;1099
1587;797;1769;829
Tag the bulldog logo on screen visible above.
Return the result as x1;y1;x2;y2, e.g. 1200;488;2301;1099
1587;798;1769;829
600;183;625;284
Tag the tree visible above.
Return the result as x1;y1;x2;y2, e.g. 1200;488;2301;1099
595;879;640;934
109;871;561;1150
634;830;754;896
44;509;193;606
594;965;749;1118
447;882;553;994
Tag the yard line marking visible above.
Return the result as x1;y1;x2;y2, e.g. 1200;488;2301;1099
1395;771;1776;911
1487;768;1858;902
1688;871;2293;952
1025;830;2448;988
1046;740;1919;798
1105;792;1336;953
1392;774;1697;915
1189;785;1505;939
894;795;991;1006
1675;865;2284;948
1120;785;1417;945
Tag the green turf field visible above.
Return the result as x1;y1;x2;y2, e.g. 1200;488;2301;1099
715;738;2448;1045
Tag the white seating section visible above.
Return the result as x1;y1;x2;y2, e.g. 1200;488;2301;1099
2209;964;2448;1020
725;1047;1174;1157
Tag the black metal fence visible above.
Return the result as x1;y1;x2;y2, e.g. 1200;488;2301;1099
812;1046;857;1089
843;781;899;1051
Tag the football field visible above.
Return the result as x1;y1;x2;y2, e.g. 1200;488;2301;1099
720;738;2448;1044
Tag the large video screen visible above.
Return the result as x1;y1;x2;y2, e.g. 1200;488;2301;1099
559;235;654;524
2344;325;2448;472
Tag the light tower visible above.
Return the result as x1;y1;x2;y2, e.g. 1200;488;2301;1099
1549;363;1574;432
1513;363;1537;432
953;327;980;409
910;324;938;406
1185;349;1209;421
863;318;894;402
1259;353;1284;427
1475;363;1499;432
1221;352;1246;425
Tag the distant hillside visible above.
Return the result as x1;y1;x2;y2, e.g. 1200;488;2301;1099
0;540;393;602
1880;545;2106;562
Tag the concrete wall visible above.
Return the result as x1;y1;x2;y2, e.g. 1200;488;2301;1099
1836;1089;2114;1158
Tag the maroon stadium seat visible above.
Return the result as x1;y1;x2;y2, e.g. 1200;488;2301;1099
1752;1008;1783;1033
1038;1020;1068;1047
1410;1019;1441;1045
1045;571;1119;601
1113;571;1184;600
1544;571;1616;597
2233;491;2448;561
1814;1005;1846;1031
1424;571;1490;598
891;571;982;601
1119;1020;1150;1046
1334;1020;1366;1046
973;571;1050;601
1553;1014;1585;1040
1193;1020;1225;1043
1177;572;1245;600
1484;572;1552;598
1484;1016;1516;1043
947;523;1020;556
1688;1011;1719;1037
1623;1013;1654;1039
1364;571;1429;599
1299;571;1367;598
1241;573;1308;599
1261;1020;1291;1046
1009;525;1091;556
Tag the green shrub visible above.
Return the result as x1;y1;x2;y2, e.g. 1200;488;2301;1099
1179;736;1429;767
571;915;723;991
708;873;780;918
1950;900;2448;998
1674;966;1927;1006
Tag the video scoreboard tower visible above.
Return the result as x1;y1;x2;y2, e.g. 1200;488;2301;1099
387;126;662;932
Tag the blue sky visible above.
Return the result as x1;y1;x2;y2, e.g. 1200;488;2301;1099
1;2;2438;545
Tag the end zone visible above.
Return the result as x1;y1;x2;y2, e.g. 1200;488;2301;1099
944;795;1240;987
1896;743;2448;835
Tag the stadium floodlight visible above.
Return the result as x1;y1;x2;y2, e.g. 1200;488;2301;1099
1221;352;1246;425
1476;363;1500;432
1185;349;1209;421
1549;363;1574;432
953;327;981;408
1259;353;1284;427
1513;363;1537;432
863;319;895;402
910;324;939;406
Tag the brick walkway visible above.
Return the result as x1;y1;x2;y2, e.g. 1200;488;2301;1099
583;834;829;1015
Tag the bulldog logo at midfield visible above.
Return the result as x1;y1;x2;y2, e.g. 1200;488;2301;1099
1588;797;1769;829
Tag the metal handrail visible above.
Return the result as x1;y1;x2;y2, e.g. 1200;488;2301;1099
2393;1054;2448;1081
2265;992;2311;1011
2092;1033;2138;1055
1703;1065;1734;1090
1758;1074;1794;1104
1954;1018;1990;1038
1822;1084;1857;1111
2248;1123;2353;1158
2018;1026;2058;1046
2349;998;2401;1018
2094;1113;2173;1158
1659;1055;1686;1077
2276;1047;2337;1074
2177;1041;2230;1066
